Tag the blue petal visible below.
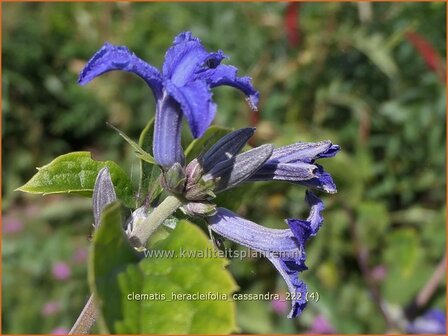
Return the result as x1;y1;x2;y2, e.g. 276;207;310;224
206;65;259;111
286;191;324;246
164;80;216;138
208;208;301;258
163;32;226;87
208;208;310;318
203;144;273;192
268;257;308;318
298;165;337;193
201;127;255;172
247;140;339;193
163;32;259;111
249;162;316;180
270;141;340;164
208;189;327;318
78;42;163;99
153;94;184;168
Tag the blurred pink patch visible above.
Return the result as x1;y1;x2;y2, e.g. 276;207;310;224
25;204;40;217
307;314;335;334
41;301;60;316
72;247;88;263
2;215;23;234
271;292;288;315
52;326;69;335
371;265;387;282
52;262;71;281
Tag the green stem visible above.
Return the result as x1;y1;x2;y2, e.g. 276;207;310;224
129;194;182;247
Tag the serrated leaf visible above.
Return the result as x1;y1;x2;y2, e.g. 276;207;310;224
17;152;135;208
185;126;232;162
108;122;156;165
94;218;238;334
89;201;140;333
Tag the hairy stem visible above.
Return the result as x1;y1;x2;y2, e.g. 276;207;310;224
129;195;182;248
69;295;96;334
70;195;182;334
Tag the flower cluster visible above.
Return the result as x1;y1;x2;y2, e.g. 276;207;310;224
81;32;339;318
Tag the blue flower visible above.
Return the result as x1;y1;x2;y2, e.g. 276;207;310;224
407;309;447;334
78;32;258;168
196;128;339;194
208;191;324;318
247;140;340;193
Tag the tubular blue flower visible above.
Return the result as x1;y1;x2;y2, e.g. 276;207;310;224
78;32;258;168
208;190;324;318
247;140;340;193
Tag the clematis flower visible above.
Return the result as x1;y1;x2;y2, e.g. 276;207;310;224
177;128;339;212
208;190;324;318
78;32;258;168
248;140;340;193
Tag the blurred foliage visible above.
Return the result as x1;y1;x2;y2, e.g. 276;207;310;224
2;2;446;334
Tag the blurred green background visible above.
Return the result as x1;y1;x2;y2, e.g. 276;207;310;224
2;2;446;334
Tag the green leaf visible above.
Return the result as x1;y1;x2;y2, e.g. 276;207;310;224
17;152;135;208
185;126;232;162
108;122;156;165
382;229;428;304
89;201;140;333
137;118;161;206
93;218;237;334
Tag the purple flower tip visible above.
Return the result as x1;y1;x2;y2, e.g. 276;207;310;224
2;215;23;234
52;262;71;281
41;301;60;316
52;327;69;335
271;292;289;315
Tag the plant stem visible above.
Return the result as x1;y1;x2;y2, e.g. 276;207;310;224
129;195;182;248
70;195;182;334
69;295;96;334
414;253;446;307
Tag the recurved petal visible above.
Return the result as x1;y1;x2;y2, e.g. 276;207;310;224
270;141;340;163
92;167;117;228
298;165;337;194
164;80;216;138
201;64;259;111
204;144;274;192
78;42;163;99
268;257;308;318
201;127;255;173
162;32;227;87
208;208;302;258
286;191;324;247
